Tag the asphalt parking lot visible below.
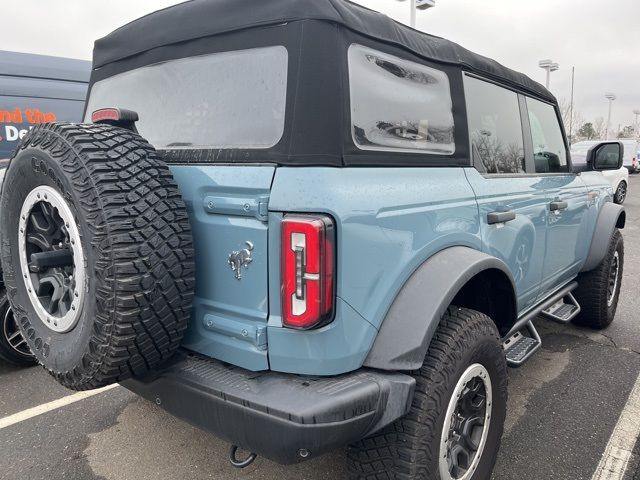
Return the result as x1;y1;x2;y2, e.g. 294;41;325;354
1;175;639;480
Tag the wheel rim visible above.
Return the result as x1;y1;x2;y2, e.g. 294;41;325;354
439;364;492;480
18;186;85;333
607;250;620;307
616;183;626;203
2;306;32;357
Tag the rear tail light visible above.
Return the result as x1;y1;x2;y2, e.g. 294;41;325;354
281;214;335;329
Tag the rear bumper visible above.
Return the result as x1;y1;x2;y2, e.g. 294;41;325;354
121;351;415;464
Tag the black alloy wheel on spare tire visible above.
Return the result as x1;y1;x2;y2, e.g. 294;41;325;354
0;123;195;390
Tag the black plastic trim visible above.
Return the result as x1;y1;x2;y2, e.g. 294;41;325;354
121;351;415;464
581;202;625;272
363;246;517;371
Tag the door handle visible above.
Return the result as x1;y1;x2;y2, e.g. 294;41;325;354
549;201;568;211
487;210;516;225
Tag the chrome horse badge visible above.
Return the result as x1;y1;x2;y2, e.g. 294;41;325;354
228;241;254;280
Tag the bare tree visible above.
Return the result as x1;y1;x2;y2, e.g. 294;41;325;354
472;131;524;173
593;117;607;139
617;125;635;139
558;97;583;142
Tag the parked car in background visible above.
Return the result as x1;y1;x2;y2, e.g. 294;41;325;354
572;140;629;203
0;51;90;159
620;139;639;173
0;51;89;365
0;161;35;366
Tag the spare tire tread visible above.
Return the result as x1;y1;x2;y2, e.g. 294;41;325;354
7;123;194;390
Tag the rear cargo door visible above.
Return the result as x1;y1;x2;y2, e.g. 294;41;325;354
170;165;275;371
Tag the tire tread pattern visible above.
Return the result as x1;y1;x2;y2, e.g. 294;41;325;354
573;229;623;329
346;306;507;480
7;123;194;390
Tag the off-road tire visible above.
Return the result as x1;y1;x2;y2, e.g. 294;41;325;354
0;289;36;366
0;123;194;390
614;181;627;205
573;229;624;329
347;306;508;480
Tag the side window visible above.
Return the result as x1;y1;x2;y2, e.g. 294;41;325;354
464;75;525;174
526;97;568;173
348;44;455;154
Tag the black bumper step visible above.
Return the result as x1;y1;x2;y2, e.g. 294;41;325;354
121;351;415;464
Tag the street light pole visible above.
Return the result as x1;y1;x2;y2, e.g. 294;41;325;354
538;59;559;89
410;0;416;28
634;109;640;138
568;66;575;145
605;93;616;140
396;0;435;28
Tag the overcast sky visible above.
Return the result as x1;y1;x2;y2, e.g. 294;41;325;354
3;0;639;131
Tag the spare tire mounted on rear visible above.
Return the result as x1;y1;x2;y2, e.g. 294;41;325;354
0;123;194;390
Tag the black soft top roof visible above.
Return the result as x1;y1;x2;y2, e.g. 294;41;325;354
93;0;554;103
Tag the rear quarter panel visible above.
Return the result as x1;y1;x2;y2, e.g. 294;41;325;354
267;167;481;375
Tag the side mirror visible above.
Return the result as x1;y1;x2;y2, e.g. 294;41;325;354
589;141;624;171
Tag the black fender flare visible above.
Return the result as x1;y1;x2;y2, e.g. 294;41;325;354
581;202;625;272
363;246;517;371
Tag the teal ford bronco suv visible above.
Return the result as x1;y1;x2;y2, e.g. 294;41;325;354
0;1;626;478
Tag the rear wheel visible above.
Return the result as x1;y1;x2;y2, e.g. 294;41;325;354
573;230;623;329
347;306;508;480
0;123;195;390
0;289;36;366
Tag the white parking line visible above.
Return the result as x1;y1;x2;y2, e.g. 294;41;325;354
0;384;119;430
592;372;640;480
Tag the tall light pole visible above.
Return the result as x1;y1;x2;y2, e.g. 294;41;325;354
538;59;559;89
634;109;640;138
568;66;575;145
605;93;616;140
396;0;435;28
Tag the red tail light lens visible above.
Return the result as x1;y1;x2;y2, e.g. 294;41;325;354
91;108;121;123
281;214;335;329
91;108;139;125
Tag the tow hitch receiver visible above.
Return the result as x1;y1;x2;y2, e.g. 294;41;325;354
229;445;257;468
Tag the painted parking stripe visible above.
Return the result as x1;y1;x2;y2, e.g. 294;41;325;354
592;372;640;480
0;384;119;430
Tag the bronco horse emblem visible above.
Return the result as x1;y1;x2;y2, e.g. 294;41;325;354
228;241;254;280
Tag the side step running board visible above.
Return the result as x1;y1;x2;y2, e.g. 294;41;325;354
504;281;578;339
540;292;580;324
502;281;581;368
503;321;541;368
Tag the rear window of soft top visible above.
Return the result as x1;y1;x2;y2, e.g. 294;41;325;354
85;46;288;150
